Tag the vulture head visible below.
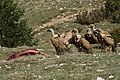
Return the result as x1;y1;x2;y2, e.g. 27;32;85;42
86;28;93;37
47;28;59;38
89;24;96;31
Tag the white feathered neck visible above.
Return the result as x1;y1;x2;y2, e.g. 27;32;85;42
49;28;58;38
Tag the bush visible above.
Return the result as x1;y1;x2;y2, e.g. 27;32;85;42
76;8;104;25
103;0;120;23
110;27;120;44
0;0;37;47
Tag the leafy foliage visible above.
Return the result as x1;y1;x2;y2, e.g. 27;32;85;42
0;0;37;47
110;27;120;44
76;8;104;25
103;0;120;23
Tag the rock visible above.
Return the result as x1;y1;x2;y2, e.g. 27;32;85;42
97;77;105;80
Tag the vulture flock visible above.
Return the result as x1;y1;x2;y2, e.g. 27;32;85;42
7;24;117;60
48;24;117;55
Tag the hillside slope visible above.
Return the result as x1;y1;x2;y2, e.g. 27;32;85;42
15;0;102;28
0;0;120;80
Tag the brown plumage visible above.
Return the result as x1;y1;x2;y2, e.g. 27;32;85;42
85;28;98;44
94;30;116;52
102;36;116;52
51;37;71;55
69;34;93;54
78;38;93;54
60;29;78;47
95;28;112;37
88;24;112;38
58;32;66;38
63;31;73;46
48;28;71;55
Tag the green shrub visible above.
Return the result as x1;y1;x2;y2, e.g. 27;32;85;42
0;0;37;47
76;8;104;25
103;0;120;23
110;27;120;44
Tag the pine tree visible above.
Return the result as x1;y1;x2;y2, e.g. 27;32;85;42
0;0;36;47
